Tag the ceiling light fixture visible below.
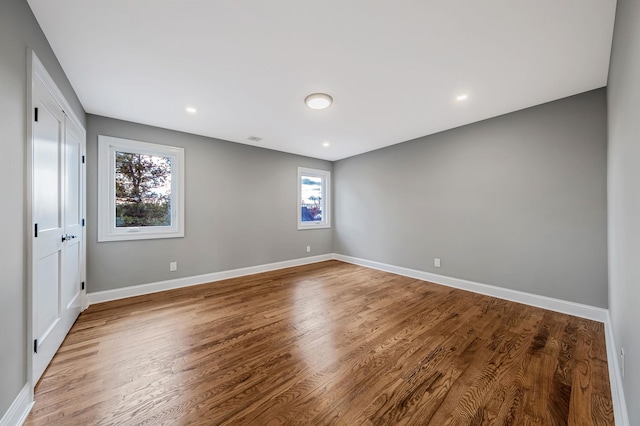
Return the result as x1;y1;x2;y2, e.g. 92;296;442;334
322;141;330;147
305;93;333;110
185;106;197;114
456;94;468;101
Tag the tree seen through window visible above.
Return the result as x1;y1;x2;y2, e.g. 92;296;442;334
115;152;172;227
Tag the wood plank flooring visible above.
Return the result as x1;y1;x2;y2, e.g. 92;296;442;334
25;260;614;425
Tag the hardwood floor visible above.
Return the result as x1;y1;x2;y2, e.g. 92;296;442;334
25;260;614;425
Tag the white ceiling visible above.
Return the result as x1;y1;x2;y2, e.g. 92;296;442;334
27;0;617;161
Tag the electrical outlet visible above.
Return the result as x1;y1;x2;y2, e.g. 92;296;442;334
434;258;441;268
621;347;625;378
170;261;177;272
306;246;311;253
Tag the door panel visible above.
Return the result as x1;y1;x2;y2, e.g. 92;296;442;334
61;118;83;314
62;242;80;309
65;122;81;226
35;252;59;340
33;91;62;233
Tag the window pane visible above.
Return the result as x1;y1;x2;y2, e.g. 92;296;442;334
301;175;323;222
115;151;172;227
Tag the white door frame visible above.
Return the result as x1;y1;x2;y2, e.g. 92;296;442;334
26;50;87;396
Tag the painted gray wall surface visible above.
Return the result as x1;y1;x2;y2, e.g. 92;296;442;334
0;0;85;417
334;90;608;308
86;115;332;293
608;0;640;422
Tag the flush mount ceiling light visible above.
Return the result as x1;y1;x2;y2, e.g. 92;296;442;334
305;93;333;110
322;141;330;147
185;106;197;114
456;94;469;101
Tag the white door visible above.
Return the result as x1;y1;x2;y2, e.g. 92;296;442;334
32;76;84;383
61;117;84;323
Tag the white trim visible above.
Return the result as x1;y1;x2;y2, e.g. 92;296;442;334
97;135;185;242
297;167;331;230
31;52;84;136
87;254;333;306
604;312;630;426
89;252;609;323
0;384;34;426
333;254;608;322
25;48;36;406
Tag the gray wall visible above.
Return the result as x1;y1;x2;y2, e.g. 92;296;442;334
0;0;85;417
86;115;332;292
608;0;640;422
334;89;608;308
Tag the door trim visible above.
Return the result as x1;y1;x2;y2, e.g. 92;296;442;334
26;50;87;394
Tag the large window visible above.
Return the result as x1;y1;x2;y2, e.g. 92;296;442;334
98;135;184;241
298;167;331;229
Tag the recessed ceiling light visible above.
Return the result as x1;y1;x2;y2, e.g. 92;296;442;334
322;141;330;148
456;94;468;101
185;106;197;114
305;93;333;110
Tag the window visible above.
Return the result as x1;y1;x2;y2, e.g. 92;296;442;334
98;135;184;241
298;167;331;229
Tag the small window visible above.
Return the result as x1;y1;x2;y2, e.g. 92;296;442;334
98;135;184;241
298;167;331;229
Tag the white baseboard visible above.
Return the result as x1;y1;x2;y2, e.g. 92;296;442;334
604;313;630;426
333;254;608;322
87;254;334;306
89;252;609;322
0;383;33;426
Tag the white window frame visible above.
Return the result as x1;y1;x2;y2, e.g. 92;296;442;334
297;167;331;230
98;135;185;241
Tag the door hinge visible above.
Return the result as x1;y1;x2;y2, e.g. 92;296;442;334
34;339;38;353
81;281;85;290
82;218;85;227
82;155;85;164
34;223;38;238
34;107;38;122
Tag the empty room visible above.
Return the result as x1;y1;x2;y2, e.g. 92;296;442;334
1;0;638;425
